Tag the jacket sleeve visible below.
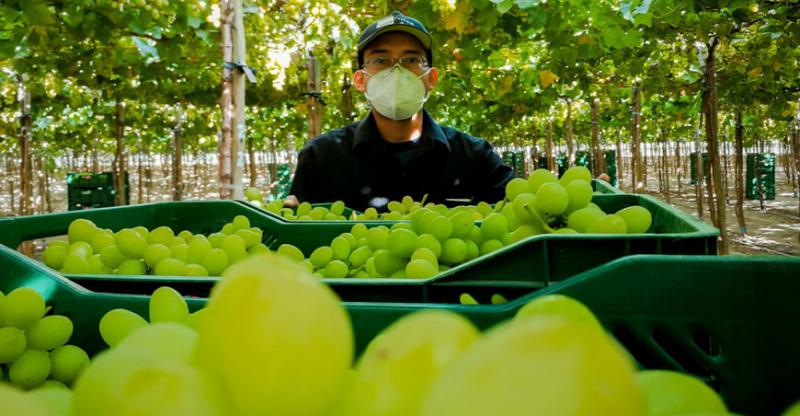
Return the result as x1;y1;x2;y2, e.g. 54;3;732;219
475;140;515;203
289;146;317;202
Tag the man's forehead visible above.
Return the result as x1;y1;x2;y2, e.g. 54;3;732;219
363;32;426;54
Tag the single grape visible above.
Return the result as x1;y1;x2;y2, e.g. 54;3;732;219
116;259;146;275
143;244;171;268
390;270;407;278
500;204;520;232
366;226;390;250
149;286;189;324
331;236;352;261
99;245;126;269
248;243;269;255
535;182;569;216
330;200;346;215
61;253;91;274
339;232;358;250
67;218;97;243
554;228;578;234
505;177;530;201
405;259;438;278
25;315;73;351
428;215;454;241
221;223;235;234
326;260;349;278
10;349;51;389
567;207;606;233
480;213;508;241
637;370;727;415
565;179;593;212
387;200;406;213
147;226;175;245
0;326;27;363
185;263;210;276
440;239;468;265
415;233;442;257
276;244;305;263
310;246;334;269
411;247;438;268
491;294;508;304
89;231;115;253
527;168;557;193
467;224;483;245
186;237;213;265
3;288;45;329
41;241;69;270
615;206;653;234
363;207;379;220
512;224;541;242
296;202;312;216
475;201;493;218
511;193;537;224
388;228;418;258
374;250;405;276
465;240;480;261
515;294;603;331
178;230;194;241
67;241;93;258
169;244;188;260
220;234;247;264
235;229;260;248
117;322;197;363
559;165;593;186
114;228;148;259
88;254;112;274
586;214;628;234
99;309;148;347
479;239;504;255
308;207;328;220
459;293;478;305
202;248;230;276
207;232;225;248
351;223;369;239
449;211;474;239
232;215;251;231
348;246;373;268
154;258;187;276
132;226;150;240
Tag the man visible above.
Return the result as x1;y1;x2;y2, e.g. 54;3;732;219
286;11;513;211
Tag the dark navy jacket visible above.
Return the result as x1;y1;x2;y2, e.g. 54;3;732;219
289;110;514;211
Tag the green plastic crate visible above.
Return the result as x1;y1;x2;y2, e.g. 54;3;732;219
746;153;776;200
67;171;130;211
592;178;622;194
689;152;708;185
0;250;796;415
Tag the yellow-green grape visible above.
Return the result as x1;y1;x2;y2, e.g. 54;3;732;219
330;200;346;216
88;254;112;274
276;244;304;263
0;327;27;363
310;246;334;269
114;228;148;259
637;370;726;415
505;177;530;201
61;253;90;274
99;308;148;347
178;230;193;241
149;286;189;324
207;232;225;248
527;168;557;193
367;226;390;250
307;206;327;220
405;259;438;278
441;239;468;265
512;224;540;242
348;246;373;268
420;318;643;416
615;206;653;234
147;226;175;245
232;215;251;231
480;213;508;241
155;258;186;276
195;254;353;415
567;207;607;233
410;247;438;268
331;236;352;261
364;256;381;277
390;270;407;278
363;207;379;220
220;234;247;263
67;218;98;243
39;380;68;390
515;294;603;332
479;239;504;255
10;349;51;389
25;315;73;351
554;228;578;234
339;232;358;249
132;226;150;240
185;264;210;276
459;293;478;305
783;402;800;416
491;294;508;304
586;214;628;234
221;223;235;234
500;204;520;231
167;236;187;247
68;241;93;258
248;242;269;255
401;195;415;210
296;202;312;216
468;225;483;245
501;232;515;246
49;345;90;385
387;228;417;258
341;310;479;416
72;349;228;416
535;182;570;216
233;229;258;249
265;199;283;214
186;237;212;265
117;323;197;363
326;260;349;278
374;250;405;276
415;233;442;257
565;179;593;212
464;240;479;261
41;241;69;269
559;165;593;186
0;383;50;416
351;223;369;239
143;243;171;268
89;231;115;253
27;385;72;416
427;215;453;241
449;211;474;239
387;200;406;213
3;287;45;329
116;259;146;275
476;201;493;218
184;308;207;330
98;245;126;269
202;248;229;276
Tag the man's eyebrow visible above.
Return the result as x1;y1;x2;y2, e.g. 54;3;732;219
365;47;424;55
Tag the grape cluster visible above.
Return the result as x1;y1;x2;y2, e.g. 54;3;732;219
245;187;352;221
41;215;269;277
0;288;89;392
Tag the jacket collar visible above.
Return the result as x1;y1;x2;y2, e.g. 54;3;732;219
352;109;451;154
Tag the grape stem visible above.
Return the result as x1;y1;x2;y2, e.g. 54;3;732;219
523;204;557;233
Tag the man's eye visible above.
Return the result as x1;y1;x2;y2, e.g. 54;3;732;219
373;57;389;64
403;57;421;64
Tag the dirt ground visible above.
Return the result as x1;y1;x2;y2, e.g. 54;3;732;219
1;157;798;256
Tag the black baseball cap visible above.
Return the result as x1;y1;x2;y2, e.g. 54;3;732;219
357;11;433;68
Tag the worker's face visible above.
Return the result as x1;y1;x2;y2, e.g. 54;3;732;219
354;32;439;94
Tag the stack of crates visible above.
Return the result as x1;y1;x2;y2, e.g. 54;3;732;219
501;150;527;178
67;171;129;211
689;152;708;185
746;153;776;200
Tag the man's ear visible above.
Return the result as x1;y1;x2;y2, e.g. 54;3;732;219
425;67;440;90
354;70;368;93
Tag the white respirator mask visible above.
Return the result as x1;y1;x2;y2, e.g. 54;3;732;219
363;65;431;121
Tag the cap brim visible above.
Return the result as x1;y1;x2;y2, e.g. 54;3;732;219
358;26;432;52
